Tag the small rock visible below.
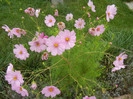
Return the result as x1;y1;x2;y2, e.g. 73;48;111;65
125;1;133;10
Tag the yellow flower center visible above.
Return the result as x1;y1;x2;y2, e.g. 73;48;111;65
43;53;46;56
49;19;52;22
65;37;70;41
119;57;122;61
79;23;82;26
59;22;62;25
13;76;17;80
16;29;19;33
36;42;40;46
29;8;32;11
49;88;54;92
54;43;58;47
20;87;22;91
97;28;100;31
108;13;110;16
19;51;23;54
8;30;10;32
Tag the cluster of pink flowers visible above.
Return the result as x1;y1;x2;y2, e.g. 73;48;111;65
112;52;128;72
25;7;40;17
2;1;119;98
2;25;26;38
89;25;105;36
5;63;28;96
83;96;96;99
46;29;76;56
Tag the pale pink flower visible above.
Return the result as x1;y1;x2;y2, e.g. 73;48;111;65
87;12;91;17
11;28;26;37
5;71;24;87
59;29;76;49
46;36;65;56
74;18;85;29
54;9;58;16
44;15;56;27
87;0;96;12
42;52;49;60
106;4;117;22
41;86;61;98
13;44;29;60
89;28;96;36
95;25;105;36
57;22;65;31
2;25;13;38
24;7;35;16
15;86;28;96
6;63;14;74
112;52;128;72
83;6;86;9
30;82;37;90
79;41;82;44
83;96;96;99
66;13;73;21
111;64;126;72
109;42;112;45
115;52;128;64
116;85;118;87
28;38;47;53
35;9;40;18
97;17;99;20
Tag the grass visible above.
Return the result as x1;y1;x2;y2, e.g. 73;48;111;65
0;0;133;98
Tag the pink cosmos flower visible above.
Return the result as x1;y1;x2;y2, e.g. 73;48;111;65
89;28;96;36
74;18;85;29
87;12;91;17
11;28;26;37
66;13;73;21
29;38;47;53
5;71;24;87
59;29;76;49
35;9;40;18
6;63;14;74
15;86;28;96
42;52;49;60
106;4;117;22
83;96;96;99
24;7;35;16
30;82;37;90
116;84;118;87
87;0;96;12
97;17;99;20
44;15;56;27
41;86;61;98
57;22;66;31
95;25;105;36
112;52;128;72
115;52;128;64
83;6;86;9
2;25;14;38
46;36;65;56
13;44;29;60
54;9;58;16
